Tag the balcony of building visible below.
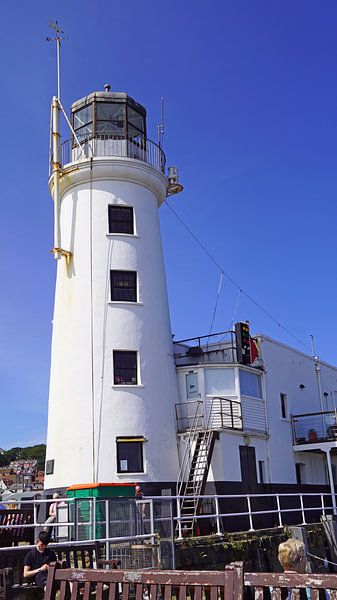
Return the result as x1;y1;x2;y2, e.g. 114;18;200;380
292;410;337;448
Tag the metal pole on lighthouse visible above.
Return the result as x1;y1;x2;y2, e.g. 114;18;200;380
47;21;71;262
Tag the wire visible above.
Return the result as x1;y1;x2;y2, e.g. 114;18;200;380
164;200;312;353
207;271;224;344
307;552;336;568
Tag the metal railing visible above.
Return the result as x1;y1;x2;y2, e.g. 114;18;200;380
174;330;237;366
1;491;336;541
175;397;243;433
292;410;337;444
57;132;166;173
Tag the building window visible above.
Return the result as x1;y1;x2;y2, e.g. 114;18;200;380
108;206;134;234
185;372;200;399
295;462;305;484
45;460;54;475
239;370;262;398
113;351;138;385
110;271;137;302
258;460;265;484
280;393;288;419
116;437;145;473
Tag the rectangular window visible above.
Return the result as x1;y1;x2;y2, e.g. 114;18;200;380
239;370;262;398
295;463;305;484
258;460;265;484
280;393;288;419
113;351;138;385
110;271;137;302
185;372;200;399
116;437;144;473
45;460;54;475
108;206;134;234
205;368;235;396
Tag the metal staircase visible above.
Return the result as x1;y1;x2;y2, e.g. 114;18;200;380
176;399;217;536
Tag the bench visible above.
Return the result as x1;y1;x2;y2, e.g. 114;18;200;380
244;570;337;599
0;509;34;547
44;562;337;600
45;562;244;600
0;542;104;600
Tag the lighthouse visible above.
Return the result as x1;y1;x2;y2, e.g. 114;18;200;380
45;88;181;490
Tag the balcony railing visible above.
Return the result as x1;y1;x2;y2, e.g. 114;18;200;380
55;132;166;174
175;398;243;433
174;330;237;366
292;410;337;445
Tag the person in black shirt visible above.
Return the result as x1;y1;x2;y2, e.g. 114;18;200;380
23;531;57;591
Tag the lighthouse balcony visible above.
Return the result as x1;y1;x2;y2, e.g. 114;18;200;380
292;410;337;447
60;132;166;174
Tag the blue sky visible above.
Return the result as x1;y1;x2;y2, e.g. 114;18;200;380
1;1;337;448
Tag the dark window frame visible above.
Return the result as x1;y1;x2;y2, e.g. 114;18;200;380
116;437;145;473
108;205;134;235
45;459;54;475
113;350;138;385
110;270;137;303
280;393;288;419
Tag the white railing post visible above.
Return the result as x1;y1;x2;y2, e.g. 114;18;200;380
276;495;283;527
247;496;254;531
150;499;155;545
105;499;110;564
214;496;222;535
176;498;182;539
299;494;306;525
321;494;326;517
92;497;96;540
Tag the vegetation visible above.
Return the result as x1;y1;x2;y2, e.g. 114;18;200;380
0;445;46;470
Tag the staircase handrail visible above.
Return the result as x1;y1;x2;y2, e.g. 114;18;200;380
189;397;217;497
176;400;203;497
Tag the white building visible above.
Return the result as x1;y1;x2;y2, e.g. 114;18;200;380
45;88;337;520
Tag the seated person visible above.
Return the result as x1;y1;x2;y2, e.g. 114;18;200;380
23;530;57;591
278;538;327;600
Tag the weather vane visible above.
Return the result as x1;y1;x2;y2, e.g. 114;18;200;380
46;20;67;101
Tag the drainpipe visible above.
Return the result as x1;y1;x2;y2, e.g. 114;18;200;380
324;448;337;515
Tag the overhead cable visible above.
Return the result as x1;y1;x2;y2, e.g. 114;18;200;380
164;200;312;354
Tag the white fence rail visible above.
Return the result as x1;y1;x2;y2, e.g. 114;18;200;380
0;492;335;542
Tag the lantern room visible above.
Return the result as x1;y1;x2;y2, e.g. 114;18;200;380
71;90;146;139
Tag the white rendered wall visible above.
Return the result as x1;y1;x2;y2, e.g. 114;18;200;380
258;335;337;484
45;158;180;489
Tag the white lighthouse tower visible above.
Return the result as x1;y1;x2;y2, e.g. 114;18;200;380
45;87;182;490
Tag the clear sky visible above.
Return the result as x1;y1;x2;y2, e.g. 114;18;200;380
1;0;337;448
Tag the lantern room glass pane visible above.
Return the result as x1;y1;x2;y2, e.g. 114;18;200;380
96;102;125;134
127;106;145;134
73;105;93;131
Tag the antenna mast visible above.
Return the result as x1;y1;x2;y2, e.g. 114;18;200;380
157;97;165;147
46;20;67;100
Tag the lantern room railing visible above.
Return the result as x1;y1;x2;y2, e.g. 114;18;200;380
55;132;166;174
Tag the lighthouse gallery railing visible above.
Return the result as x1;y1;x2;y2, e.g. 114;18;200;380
58;132;166;174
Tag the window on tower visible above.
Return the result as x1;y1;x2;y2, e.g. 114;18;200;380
110;271;137;302
108;206;134;234
116;437;145;473
113;351;138;385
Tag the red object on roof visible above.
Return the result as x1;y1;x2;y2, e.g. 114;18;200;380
250;337;259;363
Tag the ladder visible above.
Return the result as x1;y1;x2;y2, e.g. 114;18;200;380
176;399;217;536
